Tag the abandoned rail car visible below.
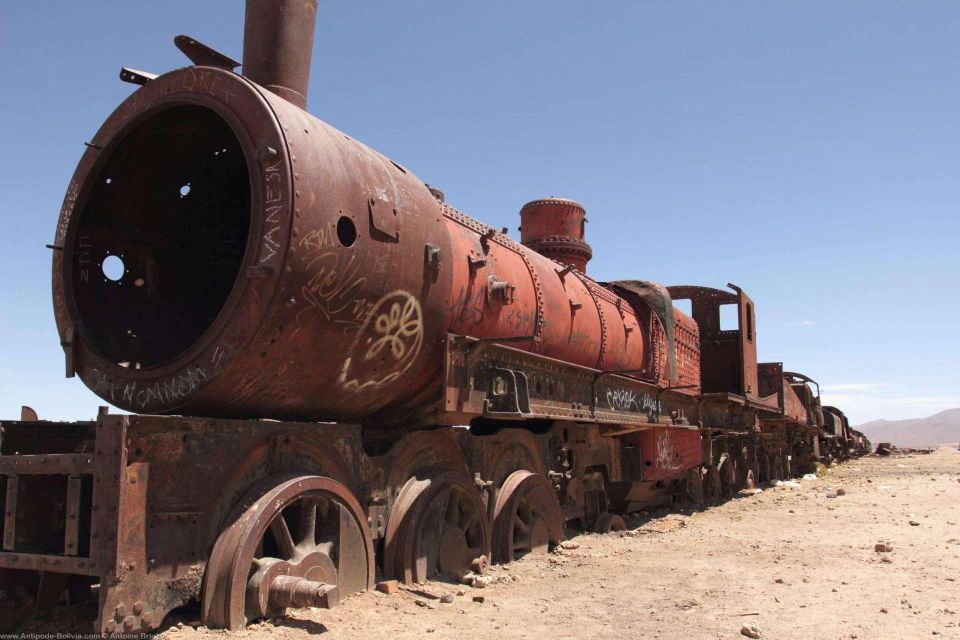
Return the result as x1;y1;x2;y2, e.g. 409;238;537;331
0;0;865;633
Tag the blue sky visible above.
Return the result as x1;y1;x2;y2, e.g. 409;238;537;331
1;1;957;424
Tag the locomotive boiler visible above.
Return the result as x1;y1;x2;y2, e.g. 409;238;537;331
53;2;699;426
0;1;863;635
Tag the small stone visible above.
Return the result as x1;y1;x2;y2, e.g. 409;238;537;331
456;589;466;597
875;543;893;553
909;520;920;527
471;575;493;588
826;490;838;499
774;578;784;584
415;598;428;607
837;488;846;496
559;540;580;550
472;595;485;603
168;627;180;634
881;556;893;564
440;594;454;604
376;580;399;595
880;608;888;613
741;622;762;638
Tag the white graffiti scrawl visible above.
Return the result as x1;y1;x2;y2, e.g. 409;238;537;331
338;290;424;393
605;388;661;414
655;431;682;471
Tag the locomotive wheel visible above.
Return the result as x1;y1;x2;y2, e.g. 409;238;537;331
383;471;490;584
593;512;626;534
491;470;564;563
687;466;706;505
707;466;724;500
202;475;374;630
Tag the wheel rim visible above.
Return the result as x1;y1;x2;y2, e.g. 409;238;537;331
593;512;625;534
202;475;373;630
384;471;490;583
492;470;564;563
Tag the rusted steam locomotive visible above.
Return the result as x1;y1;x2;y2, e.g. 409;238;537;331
0;1;870;633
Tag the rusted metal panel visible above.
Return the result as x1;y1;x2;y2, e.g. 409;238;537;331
0;552;97;576
441;335;699;427
2;477;17;551
627;428;702;481
0;453;94;476
729;284;759;400
64;475;82;556
667;284;750;398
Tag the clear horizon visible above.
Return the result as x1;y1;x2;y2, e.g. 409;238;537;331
1;1;957;425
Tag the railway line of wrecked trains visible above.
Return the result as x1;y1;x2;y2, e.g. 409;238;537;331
1;1;871;634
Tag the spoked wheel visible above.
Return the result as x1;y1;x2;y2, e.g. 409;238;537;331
593;512;626;534
491;470;564;563
202;475;374;630
383;471;490;584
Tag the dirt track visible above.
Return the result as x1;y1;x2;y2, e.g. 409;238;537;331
33;448;960;639
153;448;960;640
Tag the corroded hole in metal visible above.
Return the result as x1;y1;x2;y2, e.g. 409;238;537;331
336;216;356;247
72;105;251;368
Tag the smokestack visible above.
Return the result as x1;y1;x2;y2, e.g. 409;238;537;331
242;0;318;109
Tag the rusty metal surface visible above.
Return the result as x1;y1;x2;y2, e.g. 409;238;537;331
667;284;761;402
54;41;704;427
12;0;866;634
519;198;592;273
242;0;317;108
626;427;702;482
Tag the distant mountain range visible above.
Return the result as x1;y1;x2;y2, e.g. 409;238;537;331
857;408;960;448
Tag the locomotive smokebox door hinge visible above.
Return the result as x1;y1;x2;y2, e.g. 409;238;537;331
424;243;442;278
368;197;400;241
62;327;76;378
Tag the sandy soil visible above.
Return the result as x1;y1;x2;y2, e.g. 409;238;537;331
167;448;960;639
37;448;960;639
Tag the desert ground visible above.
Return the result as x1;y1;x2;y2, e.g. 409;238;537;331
33;448;960;639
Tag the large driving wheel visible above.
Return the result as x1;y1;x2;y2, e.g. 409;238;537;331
383;471;490;584
202;475;374;630
491;470;564;563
